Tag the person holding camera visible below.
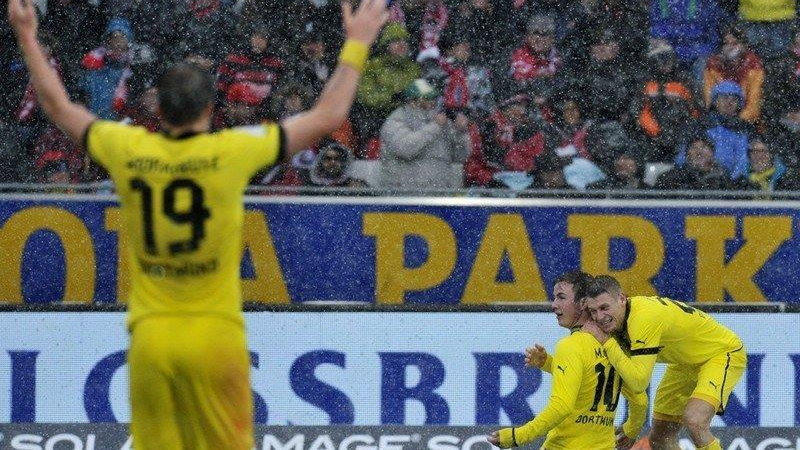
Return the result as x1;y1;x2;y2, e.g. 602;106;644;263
378;78;470;189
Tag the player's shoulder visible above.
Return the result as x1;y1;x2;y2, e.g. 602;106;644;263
220;123;278;139
555;331;596;356
91;119;150;136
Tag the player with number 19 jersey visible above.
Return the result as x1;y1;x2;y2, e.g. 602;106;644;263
86;120;283;329
498;328;648;449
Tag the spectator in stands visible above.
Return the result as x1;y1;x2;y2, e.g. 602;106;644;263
354;23;421;151
173;0;239;67
120;84;160;132
739;0;796;60
509;14;563;103
571;27;639;123
542;94;592;161
525;0;585;45
703;23;764;123
215;83;265;128
564;0;649;73
285;26;334;96
40;0;107;83
678;80;751;179
531;152;571;189
735;135;788;191
656;136;735;189
105;0;180;64
464;93;546;187
770;95;800;168
0;119;32;182
30;126;83;183
217;25;284;110
446;0;518;73
650;0;728;85
389;0;449;52
271;81;356;151
636;39;699;162
277;141;368;190
434;26;494;119
585;119;636;175
379;79;470;189
587;151;646;190
81;18;134;120
760;30;800;132
16;31;63;147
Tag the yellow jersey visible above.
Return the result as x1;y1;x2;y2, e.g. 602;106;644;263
603;296;743;392
86;120;283;329
503;329;648;450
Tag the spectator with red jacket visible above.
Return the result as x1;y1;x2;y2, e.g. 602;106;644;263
509;14;563;100
464;93;546;187
217;25;284;109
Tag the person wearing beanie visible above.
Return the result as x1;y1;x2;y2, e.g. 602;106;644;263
80;17;134;120
677;80;752;179
509;15;562;85
703;23;764;122
354;22;420;150
379;78;470;189
636;38;699;162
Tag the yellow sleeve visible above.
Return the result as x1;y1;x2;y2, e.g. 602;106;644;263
85;120;143;170
498;338;583;447
540;354;553;374
225;123;285;176
620;384;648;439
603;338;659;393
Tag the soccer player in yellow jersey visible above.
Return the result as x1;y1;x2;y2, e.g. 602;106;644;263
8;0;389;448
488;271;649;450
582;275;746;450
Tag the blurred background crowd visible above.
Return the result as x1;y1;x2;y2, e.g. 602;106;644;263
2;0;800;193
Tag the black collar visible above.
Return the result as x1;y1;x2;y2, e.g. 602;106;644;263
161;130;201;140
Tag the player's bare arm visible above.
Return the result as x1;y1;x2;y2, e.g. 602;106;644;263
281;0;389;156
8;0;96;144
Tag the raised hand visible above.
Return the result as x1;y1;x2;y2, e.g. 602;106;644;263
524;344;548;368
342;0;390;46
7;0;39;40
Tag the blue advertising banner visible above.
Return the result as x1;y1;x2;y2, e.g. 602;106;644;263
0;194;798;304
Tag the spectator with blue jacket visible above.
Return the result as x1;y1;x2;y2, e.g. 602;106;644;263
81;18;133;120
676;80;751;179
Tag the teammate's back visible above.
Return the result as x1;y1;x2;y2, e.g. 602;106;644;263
624;296;742;365
88;121;282;327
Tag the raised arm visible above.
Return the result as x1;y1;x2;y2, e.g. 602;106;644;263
281;0;388;156
603;339;658;393
8;0;95;144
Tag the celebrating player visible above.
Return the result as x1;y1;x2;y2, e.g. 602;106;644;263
581;275;746;450
7;0;388;448
488;271;648;449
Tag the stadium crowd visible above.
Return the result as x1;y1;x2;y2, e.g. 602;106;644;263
2;0;800;193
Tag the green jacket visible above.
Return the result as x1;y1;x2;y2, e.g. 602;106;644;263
357;55;420;114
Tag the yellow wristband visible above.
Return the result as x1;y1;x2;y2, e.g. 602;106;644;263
338;39;370;72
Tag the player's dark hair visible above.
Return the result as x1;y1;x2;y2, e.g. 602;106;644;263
554;271;594;303
157;63;215;127
584;275;623;299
